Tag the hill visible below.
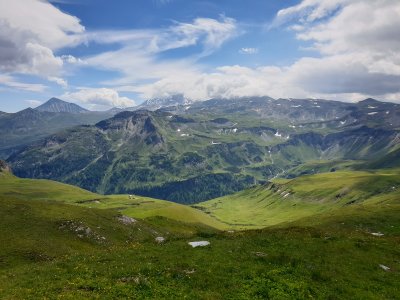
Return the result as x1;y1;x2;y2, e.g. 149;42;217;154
1;167;399;298
0;166;226;229
196;169;400;228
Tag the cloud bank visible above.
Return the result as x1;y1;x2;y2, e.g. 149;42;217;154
61;88;135;109
1;0;400;106
126;0;400;102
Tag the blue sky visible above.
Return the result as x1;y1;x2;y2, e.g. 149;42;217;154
0;0;399;112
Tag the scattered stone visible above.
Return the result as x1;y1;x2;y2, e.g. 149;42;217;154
184;269;196;274
371;232;384;237
379;264;390;271
117;215;137;225
253;252;267;257
155;237;166;243
58;220;106;243
188;241;210;248
227;230;235;234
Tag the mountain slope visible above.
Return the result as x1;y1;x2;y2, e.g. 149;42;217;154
1;164;400;298
196;169;400;228
0;164;226;229
35;97;88;113
0;107;116;159
6;98;400;202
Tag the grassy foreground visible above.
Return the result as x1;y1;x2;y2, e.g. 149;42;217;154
1;168;399;298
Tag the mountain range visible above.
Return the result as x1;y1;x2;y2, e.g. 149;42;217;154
5;96;400;203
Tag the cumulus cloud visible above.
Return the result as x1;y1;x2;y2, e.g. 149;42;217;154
61;54;86;65
239;47;258;54
131;0;400;102
61;88;135;108
0;0;84;78
48;76;68;88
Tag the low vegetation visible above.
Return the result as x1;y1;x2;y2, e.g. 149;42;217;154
1;165;399;298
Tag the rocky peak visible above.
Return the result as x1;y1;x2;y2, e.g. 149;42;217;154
96;110;164;146
35;98;88;113
0;160;11;173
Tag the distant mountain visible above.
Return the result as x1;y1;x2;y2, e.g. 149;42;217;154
7;98;400;203
136;94;193;111
35;98;88;113
0;107;116;159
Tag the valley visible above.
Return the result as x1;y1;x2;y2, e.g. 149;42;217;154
2;1;400;298
1;97;400;299
1;161;399;299
5;97;400;203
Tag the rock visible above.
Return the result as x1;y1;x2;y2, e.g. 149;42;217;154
253;251;267;257
117;215;137;225
0;160;11;173
155;237;166;243
188;241;210;248
371;232;384;236
379;264;390;271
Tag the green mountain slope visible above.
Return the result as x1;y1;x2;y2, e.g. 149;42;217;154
196;169;400;229
0;107;115;159
0;166;226;229
7;100;400;203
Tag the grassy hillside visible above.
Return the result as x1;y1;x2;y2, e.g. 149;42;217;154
0;170;226;230
1;194;399;298
1;167;400;298
196;169;400;229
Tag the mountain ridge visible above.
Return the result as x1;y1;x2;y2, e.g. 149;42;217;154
7;97;400;202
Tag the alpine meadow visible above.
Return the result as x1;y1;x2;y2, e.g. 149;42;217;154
0;0;399;299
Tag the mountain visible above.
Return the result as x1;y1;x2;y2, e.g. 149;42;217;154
0;107;117;159
35;97;88;113
136;94;193;111
7;98;400;203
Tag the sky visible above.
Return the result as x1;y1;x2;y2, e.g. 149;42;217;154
0;0;399;112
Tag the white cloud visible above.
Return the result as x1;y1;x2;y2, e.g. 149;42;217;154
25;99;42;107
48;76;68;88
0;0;84;77
61;88;135;108
85;16;237;84
132;0;400;102
239;47;258;54
61;54;86;65
0;74;47;92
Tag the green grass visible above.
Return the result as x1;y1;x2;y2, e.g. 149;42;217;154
1;196;399;299
196;169;400;229
1;168;400;298
0;170;227;230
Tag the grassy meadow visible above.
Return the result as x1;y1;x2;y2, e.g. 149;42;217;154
1;167;399;299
